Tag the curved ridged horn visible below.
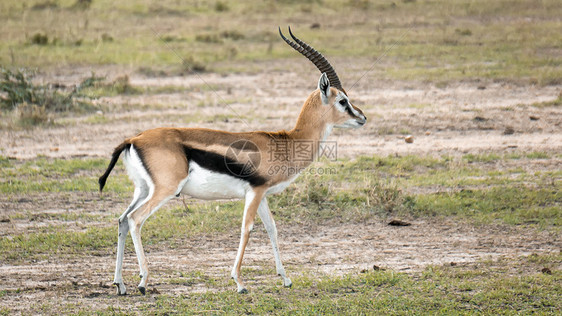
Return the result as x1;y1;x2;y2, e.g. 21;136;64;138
279;26;344;93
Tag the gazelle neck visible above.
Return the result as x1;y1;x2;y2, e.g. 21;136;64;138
288;92;333;142
284;93;334;164
288;118;332;143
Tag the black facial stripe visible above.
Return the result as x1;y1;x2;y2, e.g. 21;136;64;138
344;103;355;117
182;145;267;187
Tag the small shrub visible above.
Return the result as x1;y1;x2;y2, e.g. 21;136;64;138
137;67;168;77
0;67;95;122
112;75;137;94
347;0;370;10
363;178;404;214
214;1;229;12
0;68;36;110
101;33;113;42
221;30;245;40
30;33;49;45
455;28;472;36
195;33;222;43
304;177;333;206
31;1;59;10
73;73;140;96
72;0;92;10
181;56;207;73
161;35;183;43
16;103;50;126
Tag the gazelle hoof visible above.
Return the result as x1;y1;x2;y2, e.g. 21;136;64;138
114;282;127;295
138;286;146;295
238;287;248;294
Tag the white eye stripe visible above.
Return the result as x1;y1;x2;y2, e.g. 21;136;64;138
335;93;360;117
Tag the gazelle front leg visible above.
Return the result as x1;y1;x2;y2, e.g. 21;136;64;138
231;189;264;293
257;197;292;288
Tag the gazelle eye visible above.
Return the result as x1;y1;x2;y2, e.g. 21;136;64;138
339;99;346;105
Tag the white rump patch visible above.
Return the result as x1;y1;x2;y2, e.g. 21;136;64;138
181;161;249;200
122;145;154;216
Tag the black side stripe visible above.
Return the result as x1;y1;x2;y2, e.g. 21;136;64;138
182;145;267;187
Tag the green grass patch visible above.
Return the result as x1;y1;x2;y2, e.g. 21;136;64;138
0;157;131;194
0;200;244;262
88;254;560;315
528;93;562;108
526;151;550;159
463;153;502;163
75;74;140;97
1;151;560;263
407;186;561;226
0;226;114;262
1;0;561;84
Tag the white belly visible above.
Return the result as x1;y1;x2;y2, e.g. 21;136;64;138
266;175;298;195
181;161;249;200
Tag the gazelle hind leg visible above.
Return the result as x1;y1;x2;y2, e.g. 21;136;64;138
113;185;150;295
257;197;292;288
128;189;176;295
231;190;264;293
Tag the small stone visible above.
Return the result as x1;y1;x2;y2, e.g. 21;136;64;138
529;115;540;121
405;135;414;143
388;219;411;226
425;131;431;136
503;126;515;135
96;110;104;115
541;267;552;275
450;262;457;266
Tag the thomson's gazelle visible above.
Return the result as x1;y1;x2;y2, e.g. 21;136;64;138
100;27;366;295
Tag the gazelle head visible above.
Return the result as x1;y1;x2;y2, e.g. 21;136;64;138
279;27;367;129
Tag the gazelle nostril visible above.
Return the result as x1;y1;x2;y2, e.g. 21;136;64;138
357;116;367;125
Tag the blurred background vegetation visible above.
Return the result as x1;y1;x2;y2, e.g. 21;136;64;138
0;0;560;83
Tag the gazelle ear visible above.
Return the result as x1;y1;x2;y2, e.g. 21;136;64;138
318;73;330;104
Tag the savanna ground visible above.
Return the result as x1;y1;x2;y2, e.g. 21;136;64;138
0;0;561;314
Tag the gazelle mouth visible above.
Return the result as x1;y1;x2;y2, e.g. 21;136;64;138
356;116;367;126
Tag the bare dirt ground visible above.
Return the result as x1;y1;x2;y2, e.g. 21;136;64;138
0;192;559;312
1;63;561;159
0;63;561;312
